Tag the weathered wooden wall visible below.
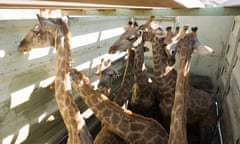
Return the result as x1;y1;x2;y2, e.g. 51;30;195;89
0;15;128;144
217;16;240;144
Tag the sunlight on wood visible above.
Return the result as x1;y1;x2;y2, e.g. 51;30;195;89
28;47;51;60
0;50;6;58
71;32;100;49
100;27;125;41
38;112;47;123
2;134;14;144
10;85;35;109
15;124;30;144
47;115;55;122
39;76;55;88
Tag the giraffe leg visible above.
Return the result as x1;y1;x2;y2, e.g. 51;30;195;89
199;105;217;144
199;126;214;144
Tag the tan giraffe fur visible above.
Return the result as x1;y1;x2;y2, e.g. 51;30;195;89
36;14;93;144
70;68;168;144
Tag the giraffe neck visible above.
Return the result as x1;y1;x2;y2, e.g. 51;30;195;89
152;36;172;83
151;34;178;120
168;47;189;144
134;43;149;88
130;43;154;109
54;21;92;144
113;49;135;106
151;36;177;90
70;69;169;144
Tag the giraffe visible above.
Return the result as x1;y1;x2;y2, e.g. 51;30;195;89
123;29;161;122
107;16;163;123
108;21;141;107
168;27;216;144
94;49;135;144
167;27;195;144
121;17;216;143
94;22;137;144
95;58;120;100
108;16;163;119
70;68;169;144
130;42;157;117
36;14;93;144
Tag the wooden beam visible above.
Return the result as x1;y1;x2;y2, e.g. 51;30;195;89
62;7;240;16
55;0;185;8
0;0;184;9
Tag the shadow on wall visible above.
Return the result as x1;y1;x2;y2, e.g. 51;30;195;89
1;86;61;144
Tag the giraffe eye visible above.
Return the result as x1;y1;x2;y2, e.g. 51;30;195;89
127;35;136;41
169;48;176;55
138;30;143;35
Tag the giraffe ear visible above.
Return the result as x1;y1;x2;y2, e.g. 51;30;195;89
105;69;117;77
37;14;58;32
193;43;215;56
61;16;69;24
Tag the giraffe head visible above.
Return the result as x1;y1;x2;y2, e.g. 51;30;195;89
96;58;120;94
169;26;215;58
108;17;140;54
109;17;149;52
132;17;177;67
108;25;139;54
18;24;55;52
171;26;215;73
